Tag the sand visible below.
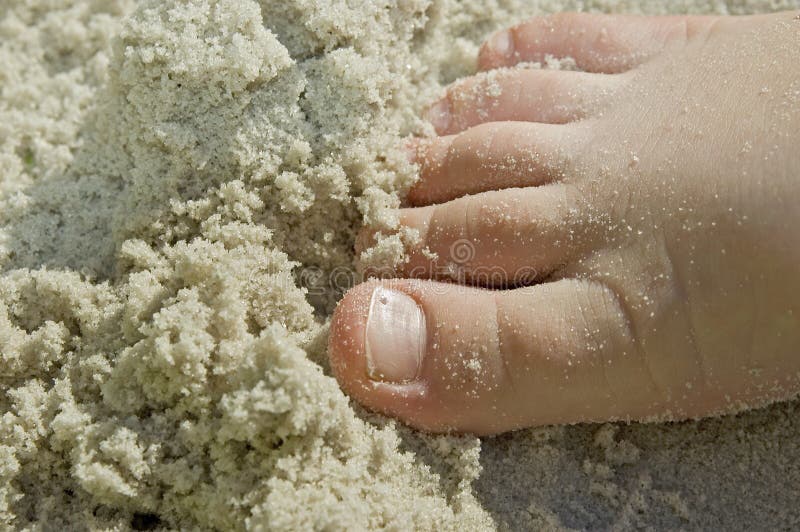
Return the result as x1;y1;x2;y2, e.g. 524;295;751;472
1;0;799;530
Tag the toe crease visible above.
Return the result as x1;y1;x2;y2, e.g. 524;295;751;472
661;235;708;392
492;291;516;395
591;277;664;405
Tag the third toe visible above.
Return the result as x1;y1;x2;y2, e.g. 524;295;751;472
407;121;587;206
425;68;620;136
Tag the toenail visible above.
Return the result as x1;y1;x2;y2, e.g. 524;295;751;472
365;286;426;382
425;99;451;132
488;29;514;58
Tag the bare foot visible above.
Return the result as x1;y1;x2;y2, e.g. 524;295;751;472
329;12;800;435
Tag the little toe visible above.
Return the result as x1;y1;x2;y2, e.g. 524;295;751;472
407;121;586;206
478;13;721;73
328;278;702;435
425;69;619;136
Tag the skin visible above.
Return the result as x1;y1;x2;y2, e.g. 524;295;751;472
328;12;800;435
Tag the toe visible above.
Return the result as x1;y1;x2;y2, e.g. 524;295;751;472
425;69;619;136
329;278;701;435
407;121;586;206
395;183;588;287
478;13;721;73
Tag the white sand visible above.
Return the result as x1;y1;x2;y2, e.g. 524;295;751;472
1;0;799;529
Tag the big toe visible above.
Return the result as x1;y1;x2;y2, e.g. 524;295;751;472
328;278;697;435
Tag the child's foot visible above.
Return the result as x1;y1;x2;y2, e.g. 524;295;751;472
329;12;800;435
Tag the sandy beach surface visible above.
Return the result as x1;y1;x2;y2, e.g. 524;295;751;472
2;0;799;529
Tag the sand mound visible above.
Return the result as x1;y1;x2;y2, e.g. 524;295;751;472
1;0;799;530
